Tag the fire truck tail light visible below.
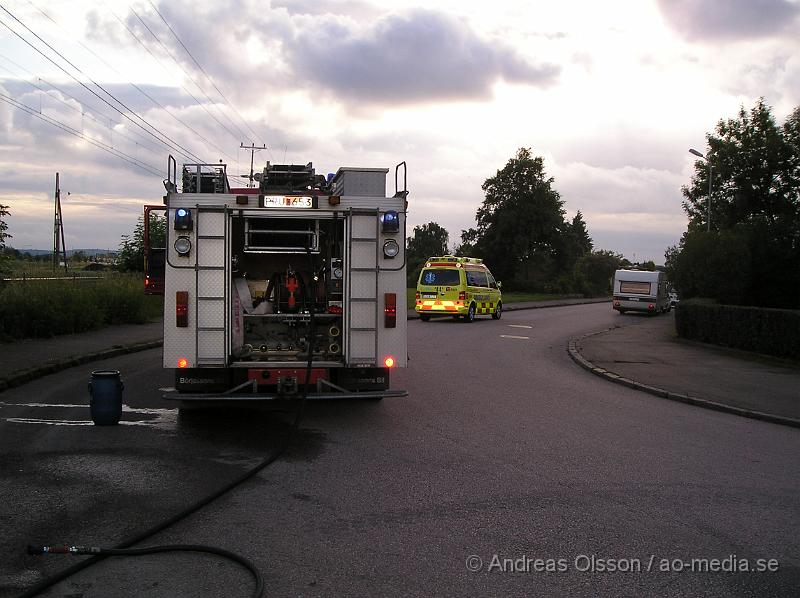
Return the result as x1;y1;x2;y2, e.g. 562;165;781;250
176;291;189;327
384;356;395;368
177;358;188;368
384;293;397;328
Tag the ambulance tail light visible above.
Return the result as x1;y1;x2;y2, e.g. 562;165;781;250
177;358;189;369
384;293;397;328
176;291;188;327
459;291;466;301
384;356;395;368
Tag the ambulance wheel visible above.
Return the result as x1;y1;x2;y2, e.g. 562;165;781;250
492;301;502;320
419;314;431;322
465;303;476;323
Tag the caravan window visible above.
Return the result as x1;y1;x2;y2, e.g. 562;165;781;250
620;281;651;295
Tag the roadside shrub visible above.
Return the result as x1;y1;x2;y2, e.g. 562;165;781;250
675;299;800;360
0;274;154;341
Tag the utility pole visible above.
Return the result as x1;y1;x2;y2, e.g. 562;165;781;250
240;143;267;188
53;172;68;273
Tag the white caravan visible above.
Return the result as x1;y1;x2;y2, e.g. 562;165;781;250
612;269;670;315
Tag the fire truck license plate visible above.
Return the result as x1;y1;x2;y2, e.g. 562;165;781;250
422;293;436;299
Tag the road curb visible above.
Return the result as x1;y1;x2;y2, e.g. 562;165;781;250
567;331;800;429
0;340;163;394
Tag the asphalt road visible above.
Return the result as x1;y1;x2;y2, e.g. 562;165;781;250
1;303;799;597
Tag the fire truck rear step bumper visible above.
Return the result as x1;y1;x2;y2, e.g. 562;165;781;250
162;389;408;401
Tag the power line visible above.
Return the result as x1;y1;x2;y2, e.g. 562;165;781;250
0;52;165;156
105;6;238;164
147;0;266;149
0;4;204;163
29;0;244;169
129;6;245;150
25;1;219;158
0;92;163;176
1;3;250;186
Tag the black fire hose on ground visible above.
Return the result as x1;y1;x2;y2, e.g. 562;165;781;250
19;247;319;598
26;544;263;597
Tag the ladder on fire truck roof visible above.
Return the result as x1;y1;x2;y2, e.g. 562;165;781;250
346;208;381;364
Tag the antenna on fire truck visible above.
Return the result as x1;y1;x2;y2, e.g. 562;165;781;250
240;143;267;188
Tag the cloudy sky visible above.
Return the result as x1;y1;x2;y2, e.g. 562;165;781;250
1;0;798;262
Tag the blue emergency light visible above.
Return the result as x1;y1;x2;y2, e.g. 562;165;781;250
174;208;193;231
381;210;399;233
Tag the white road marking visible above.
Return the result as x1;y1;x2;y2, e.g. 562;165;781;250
500;334;530;340
0;402;177;429
0;401;174;414
508;324;532;329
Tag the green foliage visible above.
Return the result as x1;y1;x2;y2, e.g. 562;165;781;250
570;250;626;297
555;211;593;271
118;213;166;272
471;148;566;289
406;222;449;286
454;228;478;257
683;99;799;232
673;99;800;308
461;148;600;292
0;204;11;277
676;299;800;360
0;274;158;340
670;228;752;305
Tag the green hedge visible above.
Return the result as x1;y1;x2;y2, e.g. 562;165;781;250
0;274;159;341
675;299;800;360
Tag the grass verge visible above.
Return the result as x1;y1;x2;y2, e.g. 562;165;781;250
0;273;163;341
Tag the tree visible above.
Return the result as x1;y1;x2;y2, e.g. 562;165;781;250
668;228;752;305
0;204;11;276
675;99;800;308
683;98;799;232
470;148;567;289
118;213;166;272
454;228;478;257
407;222;449;261
556;210;593;271
406;222;449;286
571;250;625;297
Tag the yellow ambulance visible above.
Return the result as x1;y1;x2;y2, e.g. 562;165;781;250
415;256;502;322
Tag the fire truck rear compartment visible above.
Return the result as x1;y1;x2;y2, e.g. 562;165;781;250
230;215;345;366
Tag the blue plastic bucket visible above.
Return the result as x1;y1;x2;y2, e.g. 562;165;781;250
88;370;123;426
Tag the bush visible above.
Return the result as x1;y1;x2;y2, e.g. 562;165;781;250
675;299;800;360
0;274;156;341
